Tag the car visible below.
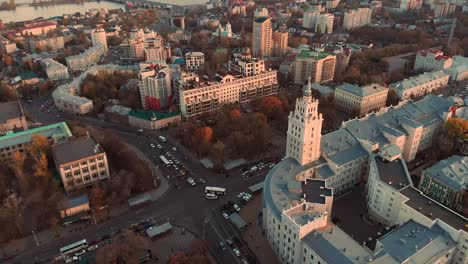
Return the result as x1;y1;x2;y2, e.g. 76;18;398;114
222;212;229;219
172;147;177;151
180;170;186;176
233;248;241;257
137;129;144;133
187;177;196;186
74;249;86;256
225;239;233;247
219;241;227;251
156;144;162;149
56;114;61;118
87;244;98;251
240;259;249;264
198;178;206;184
233;204;241;212
150;143;155;148
237;192;246;198
174;183;181;190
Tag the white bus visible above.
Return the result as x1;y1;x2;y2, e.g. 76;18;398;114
205;186;226;195
159;155;171;166
158;136;167;142
60;239;88;256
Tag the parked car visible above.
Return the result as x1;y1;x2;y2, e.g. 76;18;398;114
187;177;196;186
219;241;227;251
74;249;86;256
225;239;233;247
87;245;98;251
222;212;229;219
150;143;155;148
198;178;207;184
233;204;241;212
233;248;241;257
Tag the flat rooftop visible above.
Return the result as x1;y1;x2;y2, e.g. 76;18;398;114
52;136;104;165
0;101;23;124
0;122;72;149
336;83;387;97
302;179;332;204
423;155;468;191
401;187;468;232
375;156;411;191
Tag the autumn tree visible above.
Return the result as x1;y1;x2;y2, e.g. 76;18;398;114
9;151;29;193
446;118;468;139
194;126;213;143
2;54;13;66
33;153;51;179
229;108;242;119
89;184;105;211
28;135;49;163
0;83;17;102
259;96;284;119
95;229;149;264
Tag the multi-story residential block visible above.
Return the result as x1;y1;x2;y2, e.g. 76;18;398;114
370;0;383;13
343;8;372;30
293;50;336;84
0;122;72;163
128;110;181;130
144;45;170;62
272;30;288;57
228;50;265;76
167;28;191;43
185;52;205;71
91;27;108;50
179;56;278;117
0;101;28;134
398;0;423;10
66;44;106;71
27;35;64;53
435;1;457;16
334;83;388;116
252;17;272;58
52;136;110;192
41;58;69;80
303;12;334;34
303;10;318;29
0;37;17;54
444;55;468;81
414;49;453;71
419;155;468;211
21;21;56;36
389;70;449;100
326;0;340;8
121;39;144;60
138;65;172;110
254;7;269;18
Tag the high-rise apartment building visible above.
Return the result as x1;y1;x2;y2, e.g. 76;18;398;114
293;50;336;84
343;8;372;30
138;65;172;110
303;11;334;34
272;30;288;57
91;27;108;50
285;79;323;166
252;17;272;58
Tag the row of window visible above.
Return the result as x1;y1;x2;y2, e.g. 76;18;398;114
63;156;104;170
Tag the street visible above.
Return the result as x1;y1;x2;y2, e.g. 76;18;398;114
9;93;275;264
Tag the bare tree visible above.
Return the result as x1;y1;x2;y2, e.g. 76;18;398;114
95;229;149;264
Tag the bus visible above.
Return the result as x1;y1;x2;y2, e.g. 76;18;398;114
158;136;167;142
60;239;88;256
159;155;172;166
205;186;226;195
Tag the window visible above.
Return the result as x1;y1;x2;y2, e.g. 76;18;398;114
72;163;79;168
99;171;106;176
73;170;81;176
89;158;96;163
97;156;104;160
91;165;97;170
84;176;90;181
82;168;89;173
98;162;105;168
92;173;98;179
64;166;71;170
65;172;72;179
80;161;87;166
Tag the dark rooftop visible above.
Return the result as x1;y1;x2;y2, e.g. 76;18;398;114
60;194;89;210
0;101;23;123
375;156;411;191
52;136;104;165
254;16;269;23
302;179;332;204
401;187;468;232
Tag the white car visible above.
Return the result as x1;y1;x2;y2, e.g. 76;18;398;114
233;204;241;212
150;143;155;148
156;144;162;149
74;249;86;256
87;244;98;251
187;177;196;186
233;248;241;257
222;212;229;219
237;192;246;198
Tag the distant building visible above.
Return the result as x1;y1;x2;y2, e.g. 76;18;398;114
326;0;340;8
252;17;272;58
0;37;17;54
66;44;106;71
343;8;371;30
303;11;334;34
0;122;72;163
419;156;468;211
434;2;457;16
444;55;468;81
41;58;69;80
59;194;90;221
389;71;449;100
138;65;172;110
128;110;181;130
293;50;336;84
254;7;269;18
91;27;108;50
398;0;423;10
334;83;388;116
414;49;453;71
185;52;205;71
167;28;191;43
27;35;64;53
21;21;56;36
52;136;110;192
0;101;28;134
272;30;289;57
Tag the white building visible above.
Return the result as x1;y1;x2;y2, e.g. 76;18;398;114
399;0;423;10
185;52;205;71
254;7;269;18
179;56;278;117
144;46;170;62
444;55;468;81
138;65;172;110
334;83;388;116
343;8;372;30
228;51;265;76
27;36;64;53
252;17;272;58
91;27;108;50
414;49;453;71
66;44;106;71
0;37;16;54
303;12;334;34
41;58;69;80
293;50;336;84
390;71;449;100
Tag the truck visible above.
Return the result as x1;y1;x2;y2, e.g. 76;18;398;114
158;136;167;142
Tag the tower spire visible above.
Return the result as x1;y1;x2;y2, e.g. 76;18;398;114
305;77;312;97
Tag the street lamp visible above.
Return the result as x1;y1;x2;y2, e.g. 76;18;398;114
202;217;210;241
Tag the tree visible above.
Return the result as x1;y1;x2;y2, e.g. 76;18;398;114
0;83;17;102
89;184;105;211
2;54;13;66
386;88;400;106
95;229;149;264
446;118;468;139
211;141;225;167
9;151;28;193
259;96;284;119
28;135;49;163
194;126;213;143
229;108;242;119
33;153;51;179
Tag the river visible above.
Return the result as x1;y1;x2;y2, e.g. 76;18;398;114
0;0;206;23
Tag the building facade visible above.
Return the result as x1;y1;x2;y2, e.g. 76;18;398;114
185;52;205;71
66;44;106;71
0;122;71;163
419;155;468;211
272;30;289;57
444;55;468;81
91;27;108;50
52;136;110;192
27;35;64;53
343;8;372;30
128;110;181;130
303;12;334;34
21;21;56;36
252;17;272;58
0;37;16;54
414;49;453;71
138;66;172;110
390;71;449;100
293;50;336;84
334;83;388;116
0;101;28;134
41;58;69;80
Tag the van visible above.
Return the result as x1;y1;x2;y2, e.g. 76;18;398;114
206;193;218;200
158;136;167;142
249;166;258;172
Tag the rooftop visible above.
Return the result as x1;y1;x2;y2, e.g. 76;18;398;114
390;71;449;92
401;187;468;232
423;155;468;191
254;16;269;23
60;194;89;210
302;179;332;204
0;122;72;149
336;83;388;97
128;110;180;121
52;136;104;165
376;220;456;263
0;101;23;124
296;50;334;60
374;155;411;191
